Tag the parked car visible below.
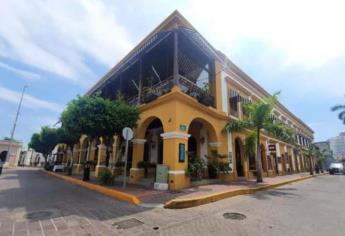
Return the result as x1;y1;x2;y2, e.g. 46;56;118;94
329;163;345;175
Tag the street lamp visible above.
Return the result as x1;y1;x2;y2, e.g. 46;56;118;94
5;85;28;166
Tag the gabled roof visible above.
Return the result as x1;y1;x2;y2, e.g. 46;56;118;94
85;10;313;135
85;10;196;95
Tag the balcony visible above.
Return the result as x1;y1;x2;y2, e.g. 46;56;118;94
127;75;215;107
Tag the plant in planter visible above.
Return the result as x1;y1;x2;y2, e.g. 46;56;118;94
137;160;151;178
98;168;113;185
187;155;206;181
206;151;228;179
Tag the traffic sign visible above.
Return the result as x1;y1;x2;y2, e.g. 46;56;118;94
122;127;133;141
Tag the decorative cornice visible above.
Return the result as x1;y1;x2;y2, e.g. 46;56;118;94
168;170;185;175
130;168;144;171
97;144;106;149
160;132;191;140
131;139;147;144
208;142;222;148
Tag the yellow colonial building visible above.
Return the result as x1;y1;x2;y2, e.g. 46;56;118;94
63;11;314;190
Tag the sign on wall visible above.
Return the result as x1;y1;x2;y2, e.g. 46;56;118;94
268;144;276;152
179;143;185;162
156;164;168;183
179;124;187;131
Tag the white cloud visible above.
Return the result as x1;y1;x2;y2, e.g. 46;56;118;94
0;61;41;80
184;0;345;68
0;0;132;83
0;86;63;113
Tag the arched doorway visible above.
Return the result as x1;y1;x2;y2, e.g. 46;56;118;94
188;118;217;163
188;136;197;158
235;138;244;177
0;151;7;163
143;118;164;167
260;144;267;173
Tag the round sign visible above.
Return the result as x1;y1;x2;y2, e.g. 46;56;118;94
122;127;133;141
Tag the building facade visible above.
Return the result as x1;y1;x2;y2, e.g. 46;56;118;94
18;148;44;167
0;139;23;167
61;11;314;190
328;132;345;161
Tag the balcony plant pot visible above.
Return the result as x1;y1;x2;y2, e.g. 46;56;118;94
143;94;158;104
197;94;213;107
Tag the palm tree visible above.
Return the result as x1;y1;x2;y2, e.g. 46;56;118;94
331;104;345;124
301;145;318;175
225;92;295;183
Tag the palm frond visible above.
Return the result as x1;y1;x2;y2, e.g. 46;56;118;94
225;119;252;133
331;105;345;112
339;111;345;120
264;122;296;144
244;131;256;158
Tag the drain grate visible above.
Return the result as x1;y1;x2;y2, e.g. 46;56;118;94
25;211;53;220
112;218;144;229
223;212;246;220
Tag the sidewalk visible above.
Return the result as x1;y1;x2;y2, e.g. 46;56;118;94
42;170;326;209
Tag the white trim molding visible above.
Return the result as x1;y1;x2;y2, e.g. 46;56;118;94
131;139;147;144
96;165;106;168
160;132;191;140
168;170;185;175
97;144;106;149
208;142;222;148
130;168;144;171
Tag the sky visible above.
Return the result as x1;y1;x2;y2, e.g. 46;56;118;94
1;0;345;147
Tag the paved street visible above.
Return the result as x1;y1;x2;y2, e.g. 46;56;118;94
0;168;344;236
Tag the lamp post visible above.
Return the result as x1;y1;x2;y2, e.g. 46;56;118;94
5;85;28;166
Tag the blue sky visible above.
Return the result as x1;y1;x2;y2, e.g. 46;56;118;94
1;0;345;146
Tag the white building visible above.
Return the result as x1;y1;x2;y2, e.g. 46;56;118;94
329;132;345;161
0;139;23;167
19;148;44;167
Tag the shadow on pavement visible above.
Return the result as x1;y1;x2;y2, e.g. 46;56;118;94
250;187;298;200
0;168;150;224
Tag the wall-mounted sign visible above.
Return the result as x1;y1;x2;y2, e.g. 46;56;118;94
179;124;187;131
268;144;276;152
179;143;185;162
156;164;168;183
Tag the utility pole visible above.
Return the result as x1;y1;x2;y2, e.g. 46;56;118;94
5;85;28;165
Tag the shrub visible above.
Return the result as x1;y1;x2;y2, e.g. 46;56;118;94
98;169;113;185
187;155;206;181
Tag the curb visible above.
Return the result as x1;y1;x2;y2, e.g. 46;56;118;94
41;170;141;205
164;173;327;209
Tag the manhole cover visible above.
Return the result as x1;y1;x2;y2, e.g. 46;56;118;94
112;218;144;229
25;211;53;220
223;212;246;220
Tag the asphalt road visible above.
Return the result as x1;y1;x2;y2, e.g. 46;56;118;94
0;168;344;236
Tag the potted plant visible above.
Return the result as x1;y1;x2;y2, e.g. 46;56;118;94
206;151;229;179
98;168;113;185
187;155;205;181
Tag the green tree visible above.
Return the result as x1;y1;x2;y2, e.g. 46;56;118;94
29;126;59;163
60;95;140;162
225;92;295;183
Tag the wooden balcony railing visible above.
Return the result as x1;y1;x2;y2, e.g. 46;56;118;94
127;75;215;107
